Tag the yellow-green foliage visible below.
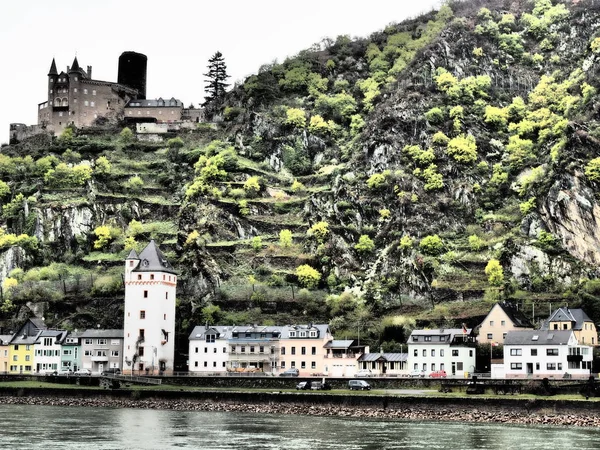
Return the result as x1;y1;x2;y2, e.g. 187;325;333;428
419;234;444;255
355;235;375;253
243;176;261;196
290;179;305;193
308;115;332;134
477;7;493;21
498;33;524;56
350;114;365;136
95;156;111;176
403;145;435;166
296;264;321;289
379;208;391;220
484;105;509;128
447;134;477;163
279;229;293;247
432;131;450;145
0;180;9;197
473;47;484;58
127;219;143;237
592;37;600;54
507;96;526;121
519;197;536;215
314;92;357;121
285;108;306;128
0;230;37;252
490;164;508;186
251;236;262;252
468;234;484;251
585;158;600;182
119;127;133;143
485;259;504;286
399;235;413;250
125;175;144;192
521;0;569;39
44;163;92;188
308;221;329;243
425;107;445;123
185;230;200;247
506;135;535;169
518;165;545;196
93;225;121;249
499;13;516;31
422;165;444;191
367;170;391;189
435;68;491;103
357;77;381;111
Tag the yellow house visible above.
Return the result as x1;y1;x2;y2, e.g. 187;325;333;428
0;335;12;373
478;302;534;345
541;307;598;345
9;318;47;374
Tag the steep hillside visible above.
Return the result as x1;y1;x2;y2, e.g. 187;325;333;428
2;0;600;353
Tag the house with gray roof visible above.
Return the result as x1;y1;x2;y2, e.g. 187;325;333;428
408;328;477;378
357;352;408;376
0;334;13;373
61;331;82;372
34;330;68;374
9;318;47;374
540;307;598;346
504;329;593;379
80;329;123;374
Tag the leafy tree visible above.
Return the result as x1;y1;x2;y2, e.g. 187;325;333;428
251;236;262;252
290;179;306;193
296;264;321;289
285;108;306;128
308;221;329;243
120;127;134;143
399;235;414;250
201;304;222;325
447;134;477;164
203;51;230;105
355;235;375;253
93;225;120;249
485;259;504;286
585;158;600;182
95;156;111;176
125;175;144;193
127;219;144;237
243;176;261;197
468;235;484;251
0;180;10;198
279;229;293;248
419;235;444;255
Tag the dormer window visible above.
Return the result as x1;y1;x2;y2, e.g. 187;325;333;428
309;331;317;337
290;331;296;338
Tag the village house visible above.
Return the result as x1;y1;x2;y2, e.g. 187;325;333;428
34;330;67;374
80;329;124;374
357;352;408;376
188;326;233;373
323;339;369;377
278;324;333;376
61;331;82;372
408;328;477;378
504;330;593;379
478;302;534;345
0;335;12;373
9;318;46;374
540;307;598;345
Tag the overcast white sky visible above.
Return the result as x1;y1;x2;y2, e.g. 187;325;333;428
0;0;442;144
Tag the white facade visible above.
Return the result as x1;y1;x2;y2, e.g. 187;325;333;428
189;327;230;373
504;330;593;379
34;331;65;373
123;241;177;375
408;328;477;378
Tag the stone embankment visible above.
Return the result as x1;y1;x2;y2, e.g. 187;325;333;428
2;392;600;427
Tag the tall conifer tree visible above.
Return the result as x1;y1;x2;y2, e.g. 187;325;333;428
203;51;230;106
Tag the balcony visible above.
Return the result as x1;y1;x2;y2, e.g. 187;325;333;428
567;354;583;363
91;355;109;362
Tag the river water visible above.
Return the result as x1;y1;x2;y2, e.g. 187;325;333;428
2;404;600;449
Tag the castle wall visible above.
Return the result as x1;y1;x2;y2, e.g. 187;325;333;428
125;106;182;122
9;123;52;144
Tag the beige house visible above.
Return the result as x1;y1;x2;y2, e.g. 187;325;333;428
541;307;598;345
0;335;12;373
478;302;533;345
279;325;333;376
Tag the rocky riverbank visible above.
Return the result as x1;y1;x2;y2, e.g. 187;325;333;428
1;393;600;427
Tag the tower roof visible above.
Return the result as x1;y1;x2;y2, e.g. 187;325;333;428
126;249;139;260
70;56;80;72
131;240;176;274
48;58;58;76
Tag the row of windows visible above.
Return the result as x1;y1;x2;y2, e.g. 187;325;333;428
128;310;168;320
195;361;226;368
411;335;447;342
488;320;507;327
142;290;170;300
128;110;176;115
281;361;317;370
35;350;60;357
361;361;402;370
509;348;559;356
510;362;564;370
289;331;318;338
413;349;470;357
281;346;317;356
10;365;32;371
13;355;30;361
83;350;119;357
486;333;507;339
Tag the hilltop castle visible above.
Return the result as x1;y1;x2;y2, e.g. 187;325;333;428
10;51;204;143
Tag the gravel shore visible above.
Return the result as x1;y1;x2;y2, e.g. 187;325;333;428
1;394;599;427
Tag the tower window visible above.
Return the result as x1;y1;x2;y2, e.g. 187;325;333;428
150;274;154;280
165;292;168;300
137;275;142;280
140;311;145;319
143;290;148;298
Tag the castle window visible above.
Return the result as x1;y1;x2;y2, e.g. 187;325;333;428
138;111;141;115
62;99;68;106
146;111;150;115
150;275;154;280
50;89;53;94
74;77;78;81
84;101;89;106
83;89;88;94
137;275;142;280
159;111;162;115
59;112;63;117
140;311;145;319
90;101;95;107
73;88;77;93
143;290;148;298
128;111;132;115
92;90;96;95
164;314;166;320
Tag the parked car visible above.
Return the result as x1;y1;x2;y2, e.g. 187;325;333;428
296;381;310;390
101;368;121;376
57;368;73;376
354;369;374;378
279;368;299;377
348;379;371;391
75;368;92;376
429;370;447;378
310;381;331;391
410;369;426;378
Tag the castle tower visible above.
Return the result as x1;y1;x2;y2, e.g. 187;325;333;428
118;51;147;100
46;59;58;117
122;241;177;375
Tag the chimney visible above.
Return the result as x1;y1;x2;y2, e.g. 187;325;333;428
87;65;92;79
67;66;70;72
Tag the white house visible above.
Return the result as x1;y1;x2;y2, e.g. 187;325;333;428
408;328;477;378
34;330;67;373
504;330;593;379
188;326;231;373
123;241;177;375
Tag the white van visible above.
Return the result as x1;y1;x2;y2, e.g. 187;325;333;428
348;379;371;390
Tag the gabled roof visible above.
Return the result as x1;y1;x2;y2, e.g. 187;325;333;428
131;240;176;274
358;353;408;362
127;249;139;259
496;302;533;328
48;58;58;76
540;307;592;331
324;340;356;349
0;335;14;345
36;330;68;344
504;330;573;346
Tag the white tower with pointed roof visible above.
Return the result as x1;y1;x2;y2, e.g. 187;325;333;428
123;240;177;375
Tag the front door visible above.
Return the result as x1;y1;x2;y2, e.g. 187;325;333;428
451;362;456;376
526;363;533;375
99;363;104;374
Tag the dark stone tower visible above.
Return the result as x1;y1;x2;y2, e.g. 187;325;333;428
118;51;147;100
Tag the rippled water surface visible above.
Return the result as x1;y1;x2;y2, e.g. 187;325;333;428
1;403;600;449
